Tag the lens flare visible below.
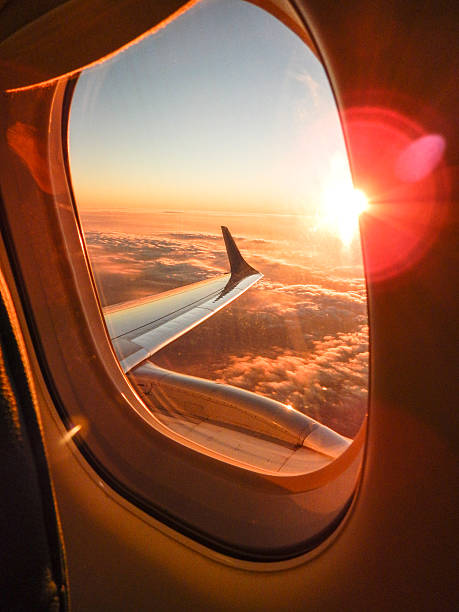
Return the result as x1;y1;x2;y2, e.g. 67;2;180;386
343;105;448;282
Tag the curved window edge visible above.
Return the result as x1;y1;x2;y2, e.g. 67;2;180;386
0;3;368;562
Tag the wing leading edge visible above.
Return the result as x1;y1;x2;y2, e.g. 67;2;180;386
104;227;262;373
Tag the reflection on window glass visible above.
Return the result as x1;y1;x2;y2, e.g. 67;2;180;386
69;0;368;468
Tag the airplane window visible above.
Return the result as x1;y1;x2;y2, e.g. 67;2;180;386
0;0;368;560
68;0;368;472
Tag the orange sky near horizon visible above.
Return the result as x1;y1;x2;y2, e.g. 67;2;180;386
69;0;353;220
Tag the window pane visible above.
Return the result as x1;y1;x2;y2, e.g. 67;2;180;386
69;0;367;469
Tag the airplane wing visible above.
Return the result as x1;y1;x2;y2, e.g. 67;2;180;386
102;226;351;464
103;227;262;373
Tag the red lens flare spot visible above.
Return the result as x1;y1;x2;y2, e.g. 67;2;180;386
343;107;448;282
395;134;446;183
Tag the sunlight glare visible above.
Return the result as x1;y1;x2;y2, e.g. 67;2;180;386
60;423;82;445
319;154;369;246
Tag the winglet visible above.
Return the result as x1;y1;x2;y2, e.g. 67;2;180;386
221;226;259;278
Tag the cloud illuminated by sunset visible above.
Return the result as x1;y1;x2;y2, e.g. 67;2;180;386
81;209;368;438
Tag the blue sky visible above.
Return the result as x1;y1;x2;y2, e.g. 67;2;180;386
69;0;349;214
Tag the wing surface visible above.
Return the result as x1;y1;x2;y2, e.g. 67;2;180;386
104;227;262;373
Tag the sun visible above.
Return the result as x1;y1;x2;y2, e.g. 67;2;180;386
319;154;369;246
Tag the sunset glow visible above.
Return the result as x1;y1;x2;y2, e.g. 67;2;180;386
319;154;369;245
69;0;351;215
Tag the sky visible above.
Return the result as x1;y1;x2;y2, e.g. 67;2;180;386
69;0;350;215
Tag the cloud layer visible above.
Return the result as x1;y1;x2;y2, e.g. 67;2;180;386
213;328;368;437
84;220;368;437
